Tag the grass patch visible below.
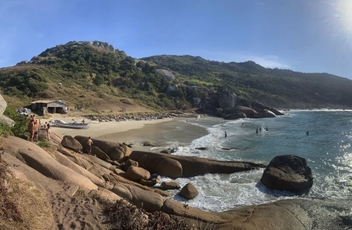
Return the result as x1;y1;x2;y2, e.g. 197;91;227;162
38;140;50;148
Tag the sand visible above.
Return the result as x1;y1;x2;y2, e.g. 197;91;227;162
45;114;208;151
50;118;175;139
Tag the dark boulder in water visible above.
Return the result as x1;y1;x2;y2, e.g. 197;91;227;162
261;155;313;194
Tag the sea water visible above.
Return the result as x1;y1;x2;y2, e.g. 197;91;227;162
160;110;352;212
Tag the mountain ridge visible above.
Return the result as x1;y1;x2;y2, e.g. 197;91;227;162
1;40;352;115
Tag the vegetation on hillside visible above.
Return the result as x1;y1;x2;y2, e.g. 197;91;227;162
1;40;352;111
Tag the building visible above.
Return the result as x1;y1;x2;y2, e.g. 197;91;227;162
31;100;67;115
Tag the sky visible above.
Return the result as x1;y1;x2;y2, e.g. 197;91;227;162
1;0;352;79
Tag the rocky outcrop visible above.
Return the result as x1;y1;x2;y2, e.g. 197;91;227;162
61;135;82;152
155;69;175;81
179;183;198;200
198;89;284;120
0;94;14;126
128;152;183;179
261;155;313;194
129;151;266;178
6;136;98;191
75;135;131;160
3;133;351;230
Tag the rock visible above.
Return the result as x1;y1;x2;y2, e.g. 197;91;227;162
82;154;112;169
251;109;276;118
179;183;198;200
124;184;164;212
261;155;313;193
0;94;8;115
6;136;98;191
139;178;157;186
161;199;224;224
142;141;160;147
124;166;151;181
130;152;183;179
61;135;83;152
160;149;170;154
161;181;181;190
90;146;111;160
111;183;133;202
195;147;208;150
129;151;265;178
234;106;258;117
52;151;105;187
74;136;131;161
0;115;14;126
123;159;139;171
219;92;240;110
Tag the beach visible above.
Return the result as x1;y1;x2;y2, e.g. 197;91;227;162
48;115;209;151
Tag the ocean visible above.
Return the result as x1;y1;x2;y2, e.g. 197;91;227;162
101;110;352;212
148;110;352;212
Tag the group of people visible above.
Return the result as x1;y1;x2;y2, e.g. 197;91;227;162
27;115;51;142
256;127;269;133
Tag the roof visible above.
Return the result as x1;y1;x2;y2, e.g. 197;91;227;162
31;100;66;104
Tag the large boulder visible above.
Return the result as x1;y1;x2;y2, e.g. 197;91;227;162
0;94;7;115
179;183;199;200
0;115;15;126
219;92;240;110
129;151;266;178
251;109;276;118
124;166;151;181
252;101;284;116
74;136;131;160
234;106;258;117
130;152;183;179
0;94;14;126
161;181;181;190
124;184;164;212
261;155;313;194
61;135;83;152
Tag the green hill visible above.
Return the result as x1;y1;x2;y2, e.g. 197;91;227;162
0;40;352;115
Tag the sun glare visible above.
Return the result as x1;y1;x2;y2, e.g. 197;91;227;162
336;0;352;36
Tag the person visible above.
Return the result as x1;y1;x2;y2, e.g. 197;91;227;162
224;131;227;138
46;123;51;141
33;121;39;142
256;128;258;134
28;119;35;141
306;130;309;136
87;137;93;155
82;119;85;124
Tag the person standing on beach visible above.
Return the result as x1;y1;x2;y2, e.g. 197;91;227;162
87;137;93;155
46;123;51;141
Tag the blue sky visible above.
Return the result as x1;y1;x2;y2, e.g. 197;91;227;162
1;0;352;79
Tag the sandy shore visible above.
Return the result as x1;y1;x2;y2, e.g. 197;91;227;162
50;117;174;139
45;114;208;151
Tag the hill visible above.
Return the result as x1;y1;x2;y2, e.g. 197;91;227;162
1;40;352;116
